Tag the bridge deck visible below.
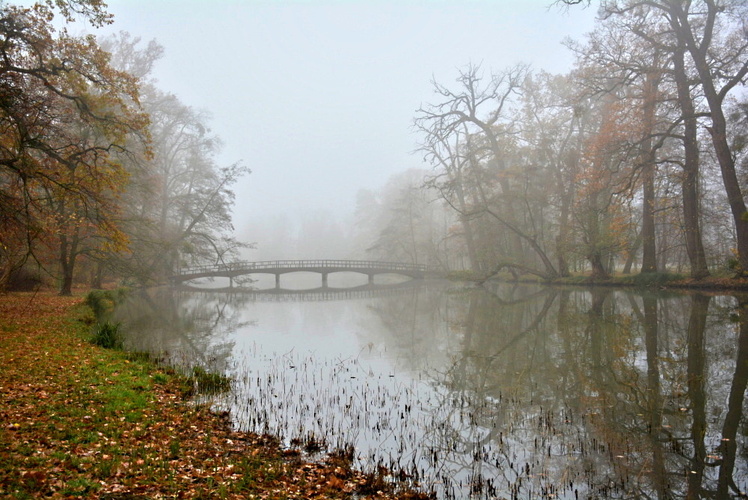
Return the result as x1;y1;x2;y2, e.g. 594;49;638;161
173;259;438;282
178;281;425;301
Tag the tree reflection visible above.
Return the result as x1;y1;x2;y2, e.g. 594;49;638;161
114;288;255;373
686;294;709;500
115;284;748;499
717;295;748;498
383;285;748;498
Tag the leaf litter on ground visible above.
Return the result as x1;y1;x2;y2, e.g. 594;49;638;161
0;291;432;499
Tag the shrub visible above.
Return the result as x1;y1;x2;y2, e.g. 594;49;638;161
90;321;124;350
85;288;130;322
6;267;44;291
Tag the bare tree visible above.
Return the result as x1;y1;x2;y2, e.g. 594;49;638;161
415;64;561;279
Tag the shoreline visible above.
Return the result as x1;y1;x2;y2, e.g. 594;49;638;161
0;291;431;499
461;272;748;294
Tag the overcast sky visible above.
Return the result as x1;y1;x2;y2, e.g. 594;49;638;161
96;0;598;239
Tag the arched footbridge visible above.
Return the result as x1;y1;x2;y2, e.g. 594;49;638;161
171;259;443;287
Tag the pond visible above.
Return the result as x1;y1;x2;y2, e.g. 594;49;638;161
114;278;748;499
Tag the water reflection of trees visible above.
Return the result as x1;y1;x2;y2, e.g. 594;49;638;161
365;283;458;373
114;288;255;373
370;284;748;498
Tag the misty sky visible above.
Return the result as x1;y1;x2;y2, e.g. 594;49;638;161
97;0;598;242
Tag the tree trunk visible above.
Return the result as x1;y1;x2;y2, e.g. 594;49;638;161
454;177;481;273
706;116;748;274
556;178;574;277
640;157;657;273
623;231;642;274
553;114;581;278
670;1;747;273
91;260;104;289
672;42;710;278
58;227;80;296
589;252;609;279
459;214;480;272
585;187;609;280
640;63;660;273
556;234;571;277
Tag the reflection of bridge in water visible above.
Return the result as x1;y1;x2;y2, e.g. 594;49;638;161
172;259;441;288
178;281;430;302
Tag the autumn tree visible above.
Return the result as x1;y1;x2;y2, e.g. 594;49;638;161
0;2;149;293
564;0;748;276
572;88;637;278
584;0;714;277
655;0;748;274
95;34;250;285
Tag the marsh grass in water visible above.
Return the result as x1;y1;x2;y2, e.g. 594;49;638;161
184;365;232;396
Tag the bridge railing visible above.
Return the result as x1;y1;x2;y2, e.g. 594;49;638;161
177;259;433;276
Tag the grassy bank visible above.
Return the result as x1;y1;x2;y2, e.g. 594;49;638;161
0;292;429;499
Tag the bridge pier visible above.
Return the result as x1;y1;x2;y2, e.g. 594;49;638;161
368;274;374;285
321;273;328;287
275;274;281;289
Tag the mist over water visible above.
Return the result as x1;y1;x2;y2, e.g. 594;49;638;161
4;1;748;497
115;280;748;499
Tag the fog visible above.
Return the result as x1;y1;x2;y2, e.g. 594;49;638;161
98;0;597;259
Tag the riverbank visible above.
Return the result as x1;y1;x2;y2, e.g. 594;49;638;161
459;270;748;292
549;272;748;291
0;291;430;499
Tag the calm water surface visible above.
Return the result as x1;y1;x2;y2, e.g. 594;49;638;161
115;279;748;499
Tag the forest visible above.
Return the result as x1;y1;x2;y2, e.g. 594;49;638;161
356;0;748;282
0;0;247;295
1;0;747;294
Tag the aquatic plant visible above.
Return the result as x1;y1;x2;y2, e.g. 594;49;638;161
184;366;232;396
